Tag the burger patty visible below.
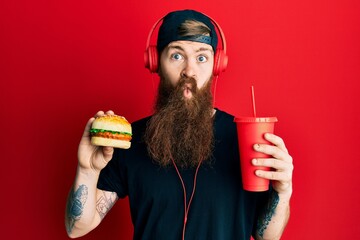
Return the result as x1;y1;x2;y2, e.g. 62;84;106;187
90;129;132;141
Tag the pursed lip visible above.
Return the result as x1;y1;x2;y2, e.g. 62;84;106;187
183;83;193;99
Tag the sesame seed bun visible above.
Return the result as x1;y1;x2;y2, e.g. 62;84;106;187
90;115;132;149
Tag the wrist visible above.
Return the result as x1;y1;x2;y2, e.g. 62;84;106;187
277;187;292;202
77;165;101;179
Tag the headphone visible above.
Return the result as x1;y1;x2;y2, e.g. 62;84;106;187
144;13;228;76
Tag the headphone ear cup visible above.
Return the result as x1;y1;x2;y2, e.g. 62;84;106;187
144;45;159;73
213;49;228;76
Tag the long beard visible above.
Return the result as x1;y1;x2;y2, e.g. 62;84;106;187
144;74;214;168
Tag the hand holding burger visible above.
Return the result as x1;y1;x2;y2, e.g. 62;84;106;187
90;114;132;149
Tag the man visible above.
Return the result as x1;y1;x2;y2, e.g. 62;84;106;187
65;9;293;240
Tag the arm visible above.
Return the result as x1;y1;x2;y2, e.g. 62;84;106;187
252;133;293;240
65;173;118;238
65;111;118;238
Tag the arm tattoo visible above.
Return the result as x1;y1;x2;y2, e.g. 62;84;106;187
256;191;280;238
66;184;88;234
96;191;117;220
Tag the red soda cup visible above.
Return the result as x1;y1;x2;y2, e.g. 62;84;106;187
234;117;278;191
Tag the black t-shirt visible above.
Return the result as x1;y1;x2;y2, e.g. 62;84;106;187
98;109;270;240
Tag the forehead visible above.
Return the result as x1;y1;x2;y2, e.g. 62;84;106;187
166;40;214;54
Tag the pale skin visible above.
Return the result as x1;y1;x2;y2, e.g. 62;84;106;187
65;110;118;238
65;40;294;239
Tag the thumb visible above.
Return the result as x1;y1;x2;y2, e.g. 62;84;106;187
80;117;95;142
102;146;114;162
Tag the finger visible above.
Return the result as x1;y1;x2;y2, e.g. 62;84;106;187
254;144;291;163
264;133;288;154
83;110;106;138
252;158;288;171
82;117;96;138
105;110;114;115
255;169;291;182
102;146;114;162
94;111;105;118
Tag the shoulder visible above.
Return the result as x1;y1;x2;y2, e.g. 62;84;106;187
129;116;151;139
214;108;236;130
213;108;237;141
131;115;151;127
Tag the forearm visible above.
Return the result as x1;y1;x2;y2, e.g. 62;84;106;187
65;167;101;238
255;191;291;240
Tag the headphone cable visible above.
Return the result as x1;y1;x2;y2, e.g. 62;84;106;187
171;158;202;240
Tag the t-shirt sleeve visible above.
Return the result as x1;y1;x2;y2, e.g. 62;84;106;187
97;148;129;199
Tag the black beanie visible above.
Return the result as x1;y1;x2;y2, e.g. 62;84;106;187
157;9;218;54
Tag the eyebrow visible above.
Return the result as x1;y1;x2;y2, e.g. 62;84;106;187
167;44;213;53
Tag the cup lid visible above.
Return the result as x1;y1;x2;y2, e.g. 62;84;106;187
234;117;278;123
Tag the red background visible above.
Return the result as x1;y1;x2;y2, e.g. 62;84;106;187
1;0;359;239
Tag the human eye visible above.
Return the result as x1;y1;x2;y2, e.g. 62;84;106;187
171;53;183;61
197;55;208;63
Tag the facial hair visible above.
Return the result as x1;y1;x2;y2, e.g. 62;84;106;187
144;73;214;168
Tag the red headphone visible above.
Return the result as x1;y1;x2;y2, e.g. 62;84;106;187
144;13;228;76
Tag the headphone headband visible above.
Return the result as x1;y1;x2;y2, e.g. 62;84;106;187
145;13;227;54
144;11;228;76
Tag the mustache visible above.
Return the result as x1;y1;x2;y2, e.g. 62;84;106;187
177;76;196;87
174;76;198;96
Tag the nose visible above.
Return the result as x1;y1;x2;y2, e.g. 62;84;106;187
181;60;196;78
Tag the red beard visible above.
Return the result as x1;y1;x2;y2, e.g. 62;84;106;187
144;74;215;168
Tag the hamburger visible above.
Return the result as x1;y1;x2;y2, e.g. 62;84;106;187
90;115;132;149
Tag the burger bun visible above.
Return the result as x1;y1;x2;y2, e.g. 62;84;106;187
90;115;132;149
91;137;131;149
